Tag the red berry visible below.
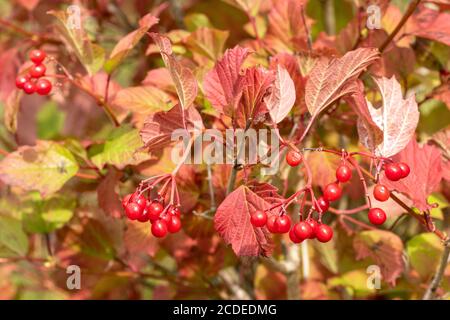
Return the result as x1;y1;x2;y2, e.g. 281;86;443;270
130;193;147;210
398;162;410;179
125;202;142;220
250;210;267;227
336;164;352;183
305;219;318;239
36;79;52;95
315;224;333;243
23;81;36;94
384;163;402;181
151;220;168;238
294;221;313;241
167;215;182;233
137;206;150;222
168;206;181;216
289;228;302;244
368;208;386;225
148;201;164;220
275;215;291;233
373;184;390;202
286;150;302;167
29;64;46;78
314;196;330;213
16;75;29;89
323;183;342;202
29;49;46;64
266;215;278;233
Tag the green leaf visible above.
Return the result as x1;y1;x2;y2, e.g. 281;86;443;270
0;215;28;258
328;269;377;298
22;195;75;234
406;232;443;279
0;141;79;197
37;101;65;140
427;193;448;220
90;126;151;169
184;13;212;31
113;86;173;114
48;10;105;75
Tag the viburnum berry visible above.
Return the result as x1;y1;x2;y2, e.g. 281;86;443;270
373;184;390;202
315;224;333;243
23;81;36;94
289;228;302;244
323;183;342;202
336;164;352;183
305;219;318;239
275;215;291;233
130;193;146;210
29;64;46;78
368;208;386;225
29;49;46;64
151;220;168;238
168;206;181;216
314;196;330;213
167;215;182;233
250;210;267;227
286;150;302;167
36;79;52;95
125;202;142;220
384;163;402;181
293;221;313;241
137;206;150;222
266;215;278;233
397;162;410;179
16;75;29;89
148;201;164;220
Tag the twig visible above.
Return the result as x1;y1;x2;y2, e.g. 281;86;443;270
422;239;450;300
207;164;216;211
300;5;312;52
379;0;421;52
321;0;336;35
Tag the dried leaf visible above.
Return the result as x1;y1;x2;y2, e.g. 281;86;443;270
305;48;379;118
0;141;78;197
203;46;250;116
214;185;273;256
381;139;442;211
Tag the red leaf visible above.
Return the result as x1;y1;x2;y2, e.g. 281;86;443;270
344;80;383;151
97;168;123;219
237;66;275;126
140;104;203;152
203;46;250;117
150;33;198;109
362;76;419;157
410;5;450;46
270;53;307;113
305;48;379;118
214;185;273;256
381;139;443;211
353;230;404;285
264;65;296;124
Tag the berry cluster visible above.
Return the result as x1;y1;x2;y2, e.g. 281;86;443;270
250;210;334;243
15;49;52;95
122;193;182;238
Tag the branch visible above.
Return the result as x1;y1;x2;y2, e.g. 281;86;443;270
379;0;421;52
422;239;450;300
